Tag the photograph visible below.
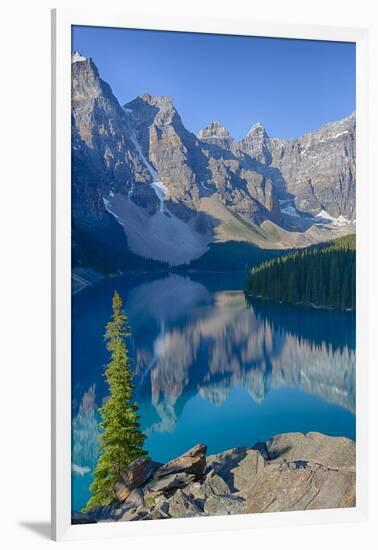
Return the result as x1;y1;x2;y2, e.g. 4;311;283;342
70;25;356;525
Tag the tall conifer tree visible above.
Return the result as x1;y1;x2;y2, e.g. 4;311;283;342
83;291;147;511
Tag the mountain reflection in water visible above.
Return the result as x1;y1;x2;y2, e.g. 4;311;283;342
72;273;355;511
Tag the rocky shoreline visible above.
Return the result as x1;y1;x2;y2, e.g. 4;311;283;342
72;432;356;524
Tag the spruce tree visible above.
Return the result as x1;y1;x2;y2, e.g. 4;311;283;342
83;291;147;511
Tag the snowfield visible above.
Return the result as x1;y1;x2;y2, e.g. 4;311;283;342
103;193;211;265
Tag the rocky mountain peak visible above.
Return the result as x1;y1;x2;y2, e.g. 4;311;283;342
240;122;271;164
197;121;234;150
247;121;269;138
72;51;87;63
197;121;232;140
124;93;180;129
135;93;175;109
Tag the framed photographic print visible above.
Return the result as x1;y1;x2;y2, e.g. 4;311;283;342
51;8;369;541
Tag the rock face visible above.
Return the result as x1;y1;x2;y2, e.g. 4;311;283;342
113;458;162;501
76;432;355;523
244;461;355;513
153;443;207;480
71;54;356;272
269;114;356;220
264;431;355;468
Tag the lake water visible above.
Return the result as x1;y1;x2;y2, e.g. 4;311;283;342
71;272;355;512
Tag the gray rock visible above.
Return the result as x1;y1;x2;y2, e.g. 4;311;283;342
204;495;246;516
266;432;355;469
230;450;265;491
124;488;144;508
183;473;231;502
154;444;207;481
113;458;162;502
206;448;264;492
204;474;231;496
120;506;150;522
87;504;115;521
144;508;170;520
206;447;247;477
147;472;196;494
168;490;203;518
245;460;355;513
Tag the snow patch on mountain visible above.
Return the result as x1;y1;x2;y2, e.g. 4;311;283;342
130;135;158;180
103;193;211;265
151;181;167;213
72;51;87;63
316;209;352;226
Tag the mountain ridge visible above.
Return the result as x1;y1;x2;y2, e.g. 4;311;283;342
71;54;355;271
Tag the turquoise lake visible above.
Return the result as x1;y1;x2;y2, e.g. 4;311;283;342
71;272;356;511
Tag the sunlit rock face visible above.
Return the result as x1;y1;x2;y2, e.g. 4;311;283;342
268;114;356;220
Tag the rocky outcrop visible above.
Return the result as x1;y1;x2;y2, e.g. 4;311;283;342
197;121;235;150
75;432;355;523
244;460;355;513
153;443;207;480
113;458;162;501
263;431;356;468
268;114;356;220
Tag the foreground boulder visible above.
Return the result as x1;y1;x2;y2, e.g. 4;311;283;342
153;443;207;481
167;489;203;518
113;458;162;502
146;472;196;494
204;494;245;516
207;448;264;492
264;432;355;469
244;460;355;513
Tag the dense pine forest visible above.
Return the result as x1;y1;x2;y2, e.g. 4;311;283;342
245;235;356;311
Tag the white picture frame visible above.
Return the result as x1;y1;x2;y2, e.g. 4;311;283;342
51;8;369;541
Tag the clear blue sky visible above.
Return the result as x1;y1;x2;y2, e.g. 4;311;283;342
72;26;355;140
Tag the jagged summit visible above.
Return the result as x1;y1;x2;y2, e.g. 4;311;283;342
247;121;268;136
72;51;87;63
197;120;232;141
126;93;175;109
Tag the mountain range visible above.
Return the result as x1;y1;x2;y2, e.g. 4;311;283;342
72;52;356;271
